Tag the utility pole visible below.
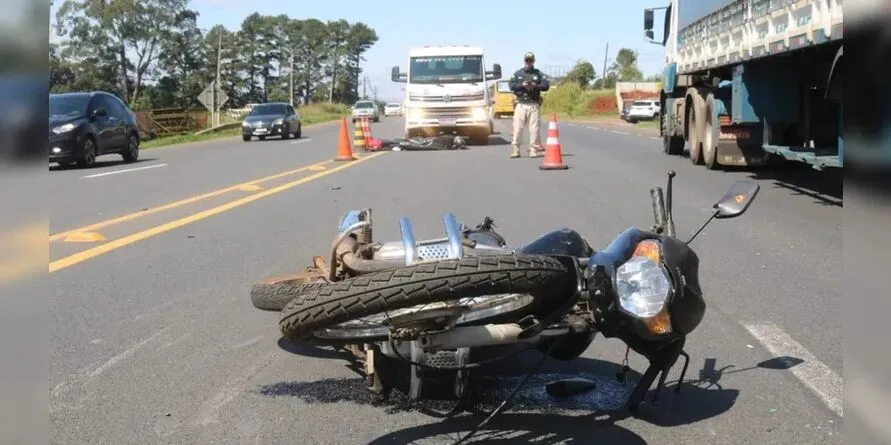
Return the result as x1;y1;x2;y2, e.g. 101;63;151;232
289;51;295;107
362;74;368;99
601;43;609;89
215;32;222;127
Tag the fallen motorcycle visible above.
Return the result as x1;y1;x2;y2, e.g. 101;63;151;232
368;134;469;152
251;171;760;412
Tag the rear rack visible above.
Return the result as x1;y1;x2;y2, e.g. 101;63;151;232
399;213;465;265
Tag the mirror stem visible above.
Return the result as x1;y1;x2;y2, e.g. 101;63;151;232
685;210;717;245
665;170;676;238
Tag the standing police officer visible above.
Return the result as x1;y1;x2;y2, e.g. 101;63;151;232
508;51;550;158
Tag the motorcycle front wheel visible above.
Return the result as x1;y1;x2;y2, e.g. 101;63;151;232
278;254;577;346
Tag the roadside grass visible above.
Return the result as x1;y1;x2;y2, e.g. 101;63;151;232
542;84;659;129
141;103;350;149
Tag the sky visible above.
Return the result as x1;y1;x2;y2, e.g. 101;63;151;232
51;0;670;103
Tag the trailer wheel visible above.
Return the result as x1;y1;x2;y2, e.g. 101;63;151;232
702;92;723;169
687;89;707;165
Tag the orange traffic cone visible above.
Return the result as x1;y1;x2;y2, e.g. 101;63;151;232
362;118;374;151
539;113;568;170
335;117;356;161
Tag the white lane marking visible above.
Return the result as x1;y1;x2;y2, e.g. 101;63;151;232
81;163;167;178
743;322;843;417
192;351;277;426
610;130;631;135
87;326;172;378
649;136;661;140
51;326;172;412
289;138;312;145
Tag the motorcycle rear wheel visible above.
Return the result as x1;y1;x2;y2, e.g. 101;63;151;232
250;272;329;311
278;254;576;346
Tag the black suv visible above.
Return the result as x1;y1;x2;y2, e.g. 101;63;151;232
49;91;141;168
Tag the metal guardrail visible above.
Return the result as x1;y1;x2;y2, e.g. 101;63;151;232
195;122;241;136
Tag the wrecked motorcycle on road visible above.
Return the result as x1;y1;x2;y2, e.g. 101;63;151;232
250;171;760;412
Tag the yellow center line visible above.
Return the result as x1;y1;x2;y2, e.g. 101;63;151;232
48;152;386;273
48;159;339;242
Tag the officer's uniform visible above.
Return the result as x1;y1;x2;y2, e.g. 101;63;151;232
508;52;550;158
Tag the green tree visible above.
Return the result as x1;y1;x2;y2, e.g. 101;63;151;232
563;59;596;88
54;0;193;104
157;9;205;108
49;10;379;111
338;22;378;104
609;48;643;82
324;19;350;103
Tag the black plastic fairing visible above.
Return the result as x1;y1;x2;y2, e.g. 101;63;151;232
465;229;507;248
584;227;659;276
518;228;594;257
659;234;706;335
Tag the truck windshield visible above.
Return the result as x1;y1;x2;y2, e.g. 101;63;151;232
409;55;483;84
496;81;512;93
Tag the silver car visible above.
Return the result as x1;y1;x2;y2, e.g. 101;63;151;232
351;100;380;123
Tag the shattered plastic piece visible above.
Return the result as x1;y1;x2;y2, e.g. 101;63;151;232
545;378;597;398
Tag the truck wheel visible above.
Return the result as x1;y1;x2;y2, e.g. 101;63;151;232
702;93;721;170
663;134;685;155
661;106;685;155
687;89;707;165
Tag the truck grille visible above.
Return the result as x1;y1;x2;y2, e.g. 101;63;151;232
408;93;485;102
416;107;473;117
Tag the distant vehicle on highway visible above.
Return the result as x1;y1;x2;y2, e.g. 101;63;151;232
241;102;302;142
351;100;380;123
624;100;660;124
383;102;403;117
489;80;515;119
49;91;141;168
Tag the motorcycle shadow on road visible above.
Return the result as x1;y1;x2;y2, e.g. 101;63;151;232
264;340;759;444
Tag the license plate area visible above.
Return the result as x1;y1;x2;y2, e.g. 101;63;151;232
439;117;457;126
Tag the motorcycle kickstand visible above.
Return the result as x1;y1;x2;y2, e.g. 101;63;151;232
625;363;662;413
409;340;424;401
675;350;690;394
454;347;470;398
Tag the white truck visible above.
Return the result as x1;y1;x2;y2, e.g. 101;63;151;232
391;45;502;145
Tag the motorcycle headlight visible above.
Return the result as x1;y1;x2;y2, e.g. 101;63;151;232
616;240;673;334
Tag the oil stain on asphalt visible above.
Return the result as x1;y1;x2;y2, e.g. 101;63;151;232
256;372;633;415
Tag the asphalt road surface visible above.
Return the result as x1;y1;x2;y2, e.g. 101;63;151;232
48;116;843;444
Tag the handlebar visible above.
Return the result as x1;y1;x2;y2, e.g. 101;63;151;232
650;187;667;232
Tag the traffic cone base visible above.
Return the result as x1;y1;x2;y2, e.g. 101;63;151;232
335;117;356;161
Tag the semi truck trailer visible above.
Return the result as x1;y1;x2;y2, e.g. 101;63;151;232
643;0;843;170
